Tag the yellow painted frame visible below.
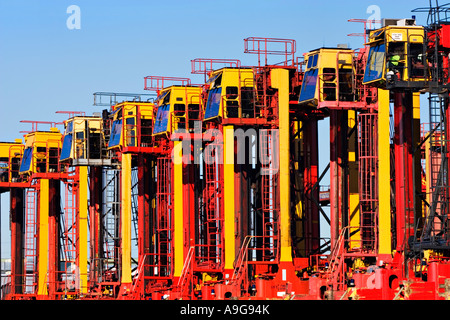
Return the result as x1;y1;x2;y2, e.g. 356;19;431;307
203;68;255;121
20;129;62;175
152;85;202;136
299;48;354;106
61;116;104;161
363;25;426;85
108;101;154;150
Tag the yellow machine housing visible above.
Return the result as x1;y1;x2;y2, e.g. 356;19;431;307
298;48;354;107
363;23;427;89
0;140;24;183
203;68;255;121
108;101;154;150
19;128;62;175
153;85;202;136
60;116;111;166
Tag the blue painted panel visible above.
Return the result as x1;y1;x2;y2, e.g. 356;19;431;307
19;147;33;173
311;54;318;68
60;133;73;160
108;119;122;147
299;69;319;103
204;87;222;119
153;104;170;134
363;43;386;83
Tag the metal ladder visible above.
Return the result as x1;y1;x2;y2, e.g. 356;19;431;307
420;94;450;247
202;141;223;268
24;186;38;294
326;227;347;290
259;129;279;262
358;113;378;251
177;247;195;298
231;236;253;288
155;156;173;277
103;168;121;271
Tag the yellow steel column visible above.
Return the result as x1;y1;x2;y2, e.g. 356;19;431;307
223;125;235;274
270;68;291;263
378;89;391;257
348;110;360;250
121;153;132;284
78;166;88;293
38;179;49;296
173;140;184;278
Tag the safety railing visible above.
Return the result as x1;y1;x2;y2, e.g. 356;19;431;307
153;156;173;279
232;236;252;280
1;274;36;299
358;112;379;250
198;138;224;271
353;47;378;106
5;144;24;183
252;69;281;120
220;87;277;121
23;185;38;295
309;254;330;274
1;267;88;300
176;247;195;299
28;138;62;175
326;227;347;289
46;268;85;299
225;236;253;293
139;253;173;279
191;58;242;82
254;129;280;263
119;105;155;149
326;225;378;290
244;37;296;67
144;76;191;93
61;179;77;262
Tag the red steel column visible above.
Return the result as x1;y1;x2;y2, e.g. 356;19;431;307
48;179;61;300
393;92;414;253
303;119;320;255
89;166;103;288
10;188;25;295
330;111;347;249
137;155;148;262
183;160;196;264
137;154;153;296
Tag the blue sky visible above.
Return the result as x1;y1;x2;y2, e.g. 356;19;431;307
0;0;433;258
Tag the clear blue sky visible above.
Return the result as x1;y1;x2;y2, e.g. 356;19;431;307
0;0;433;259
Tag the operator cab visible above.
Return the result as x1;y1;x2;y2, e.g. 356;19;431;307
19;128;62;176
0;140;24;185
60;115;111;166
152;85;202;136
298;47;354;108
108;101;154;150
363;19;427;90
203;68;257;121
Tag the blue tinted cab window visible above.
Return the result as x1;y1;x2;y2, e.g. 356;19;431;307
204;87;222;119
153;104;170;134
299;69;319;102
19;148;33;173
60;133;73;160
363;43;386;83
108;119;122;147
